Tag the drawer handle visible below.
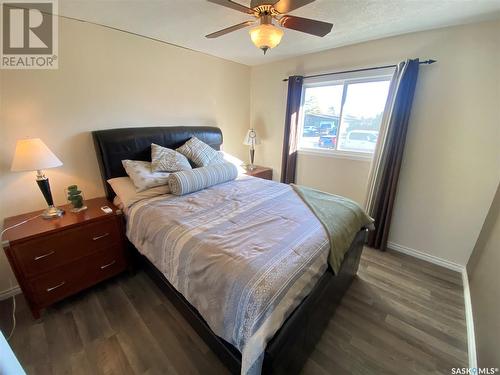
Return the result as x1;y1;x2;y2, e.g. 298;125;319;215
100;260;116;270
92;233;110;241
46;281;65;292
34;251;55;261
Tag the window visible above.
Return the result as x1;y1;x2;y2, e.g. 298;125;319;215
298;71;393;157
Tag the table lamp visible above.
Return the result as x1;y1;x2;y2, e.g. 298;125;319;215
243;128;260;170
11;138;64;219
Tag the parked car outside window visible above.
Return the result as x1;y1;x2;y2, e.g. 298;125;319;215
342;130;378;152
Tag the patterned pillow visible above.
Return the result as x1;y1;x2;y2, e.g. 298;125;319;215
176;137;223;167
151;143;192;173
122;160;170;192
168;162;238;196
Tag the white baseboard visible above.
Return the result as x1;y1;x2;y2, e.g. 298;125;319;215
387;241;477;368
0;285;21;301
387;241;464;272
461;270;477;369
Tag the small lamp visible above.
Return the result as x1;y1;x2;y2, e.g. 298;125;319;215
243;129;260;171
11;138;64;219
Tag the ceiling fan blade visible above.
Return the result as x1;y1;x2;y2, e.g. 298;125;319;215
206;20;256;38
273;0;315;13
279;15;333;37
207;0;255;14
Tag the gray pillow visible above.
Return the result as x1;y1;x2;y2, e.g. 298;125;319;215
168;162;238;196
151;143;192;172
122;160;170;192
176;137;223;167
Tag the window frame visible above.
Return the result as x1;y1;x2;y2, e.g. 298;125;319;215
297;68;395;160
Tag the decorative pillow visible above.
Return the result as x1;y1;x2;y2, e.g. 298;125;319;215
176;137;223;167
108;176;170;208
168;162;238;196
122;160;170;192
151;143;192;173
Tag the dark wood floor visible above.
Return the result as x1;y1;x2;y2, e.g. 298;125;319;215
0;247;468;374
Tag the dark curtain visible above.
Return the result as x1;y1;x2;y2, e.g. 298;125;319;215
280;75;304;184
367;59;420;250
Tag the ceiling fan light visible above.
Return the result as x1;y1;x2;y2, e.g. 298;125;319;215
249;24;284;53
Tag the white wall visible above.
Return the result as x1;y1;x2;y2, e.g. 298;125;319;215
250;20;500;266
0;18;251;293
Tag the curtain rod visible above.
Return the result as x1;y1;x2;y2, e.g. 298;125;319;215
282;59;436;82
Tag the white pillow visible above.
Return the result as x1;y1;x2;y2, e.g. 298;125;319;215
176;137;223;167
151;143;192;173
121;160;170;192
219;151;246;173
108;177;169;208
113;195;124;210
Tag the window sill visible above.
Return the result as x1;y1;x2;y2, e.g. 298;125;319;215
297;148;374;162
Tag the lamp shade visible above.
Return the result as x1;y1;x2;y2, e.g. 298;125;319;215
11;138;62;172
249;24;284;53
243;129;260;147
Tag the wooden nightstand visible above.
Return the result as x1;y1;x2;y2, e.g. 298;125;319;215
243;165;273;180
2;197;127;319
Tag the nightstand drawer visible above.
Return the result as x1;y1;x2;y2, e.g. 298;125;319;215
15;217;121;277
29;245;126;306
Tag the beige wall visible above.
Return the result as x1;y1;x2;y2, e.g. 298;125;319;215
0;18;251;293
250;20;500;266
467;183;500;367
296;154;371;204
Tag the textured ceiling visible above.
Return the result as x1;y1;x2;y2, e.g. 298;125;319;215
59;0;500;66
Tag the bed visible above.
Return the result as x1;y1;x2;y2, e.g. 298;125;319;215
92;126;368;375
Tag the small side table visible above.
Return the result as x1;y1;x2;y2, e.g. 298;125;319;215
2;197;127;318
243;165;273;180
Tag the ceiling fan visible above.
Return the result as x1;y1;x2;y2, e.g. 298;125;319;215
206;0;333;54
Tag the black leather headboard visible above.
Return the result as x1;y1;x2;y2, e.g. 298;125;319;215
92;126;223;200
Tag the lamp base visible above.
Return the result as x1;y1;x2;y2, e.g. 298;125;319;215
42;205;65;219
248;148;256;170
